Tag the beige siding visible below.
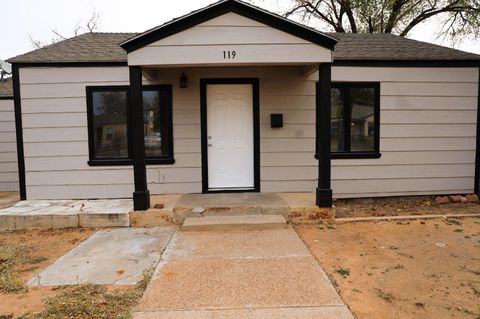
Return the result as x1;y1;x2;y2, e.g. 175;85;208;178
20;66;205;199
0;99;19;191
331;67;479;198
128;12;332;66
20;65;479;200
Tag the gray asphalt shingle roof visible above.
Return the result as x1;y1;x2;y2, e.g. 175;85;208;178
7;31;480;64
0;78;13;97
328;33;480;61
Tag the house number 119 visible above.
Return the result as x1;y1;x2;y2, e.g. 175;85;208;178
223;51;236;59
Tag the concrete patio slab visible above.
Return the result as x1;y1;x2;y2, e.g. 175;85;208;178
0;199;133;231
29;227;175;286
134;306;354;319
177;193;288;208
182;214;287;231
173;193;291;222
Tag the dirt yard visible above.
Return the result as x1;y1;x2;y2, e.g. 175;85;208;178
0;228;94;317
296;217;480;319
334;196;479;218
0;192;19;209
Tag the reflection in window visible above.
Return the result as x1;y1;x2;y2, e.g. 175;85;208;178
331;88;346;152
350;88;375;152
143;90;163;157
330;83;379;156
87;85;173;164
92;90;129;158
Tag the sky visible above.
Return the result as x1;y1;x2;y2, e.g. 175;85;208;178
1;0;479;61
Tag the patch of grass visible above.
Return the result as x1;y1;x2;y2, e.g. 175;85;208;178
23;268;153;319
27;256;48;264
376;288;394;303
444;218;462;226
0;243;28;293
454;228;464;233
334;267;351;278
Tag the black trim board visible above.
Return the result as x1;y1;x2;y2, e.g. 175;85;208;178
333;60;480;67
0;96;13;100
475;67;480;195
12;65;26;200
200;78;260;193
130;66;150;210
121;0;337;52
12;62;127;68
316;63;332;207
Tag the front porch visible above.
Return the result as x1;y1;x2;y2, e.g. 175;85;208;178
133;192;336;226
119;1;337;210
0;192;335;231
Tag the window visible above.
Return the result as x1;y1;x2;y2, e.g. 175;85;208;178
86;85;173;166
331;82;380;159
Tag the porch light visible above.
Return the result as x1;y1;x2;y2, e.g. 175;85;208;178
180;73;188;88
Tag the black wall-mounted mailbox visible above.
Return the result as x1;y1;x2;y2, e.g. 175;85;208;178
270;113;283;128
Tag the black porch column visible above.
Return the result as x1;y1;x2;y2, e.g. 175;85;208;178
316;63;333;207
129;66;150;210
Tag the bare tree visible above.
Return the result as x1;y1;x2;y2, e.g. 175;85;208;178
29;9;101;49
284;0;480;40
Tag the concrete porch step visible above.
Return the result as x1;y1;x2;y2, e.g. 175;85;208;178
181;214;288;231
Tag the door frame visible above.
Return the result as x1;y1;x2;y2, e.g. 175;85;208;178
200;78;260;193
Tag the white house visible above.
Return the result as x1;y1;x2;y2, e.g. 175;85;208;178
0;78;18;192
6;0;480;210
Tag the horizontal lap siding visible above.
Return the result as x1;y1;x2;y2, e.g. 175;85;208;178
20;65;479;199
0;99;18;191
260;69;316;192
21;66;203;199
331;67;479;198
21;66;311;199
128;12;332;66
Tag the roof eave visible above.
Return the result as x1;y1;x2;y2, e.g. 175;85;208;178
7;61;128;67
332;59;480;67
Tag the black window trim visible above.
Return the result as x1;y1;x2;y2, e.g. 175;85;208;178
331;81;381;159
86;84;174;166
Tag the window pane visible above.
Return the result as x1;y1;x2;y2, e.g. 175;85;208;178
350;87;375;152
331;88;346;152
92;91;129;158
143;90;167;157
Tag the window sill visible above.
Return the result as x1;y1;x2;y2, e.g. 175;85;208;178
314;152;382;160
88;158;175;166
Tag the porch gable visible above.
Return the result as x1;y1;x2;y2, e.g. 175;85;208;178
121;0;336;67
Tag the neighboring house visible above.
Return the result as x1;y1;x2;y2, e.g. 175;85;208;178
6;0;480;210
0;77;19;191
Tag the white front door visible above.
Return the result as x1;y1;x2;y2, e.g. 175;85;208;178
206;84;254;190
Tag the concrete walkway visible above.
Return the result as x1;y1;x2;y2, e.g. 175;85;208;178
133;221;354;318
29;227;175;286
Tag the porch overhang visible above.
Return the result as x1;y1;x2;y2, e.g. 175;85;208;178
125;0;336;210
120;0;336;68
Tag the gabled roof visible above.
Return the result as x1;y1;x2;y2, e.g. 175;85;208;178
8;32;480;66
0;78;13;98
120;0;338;52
